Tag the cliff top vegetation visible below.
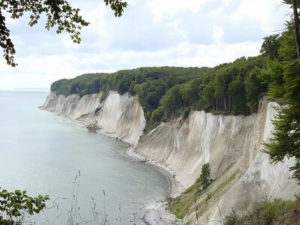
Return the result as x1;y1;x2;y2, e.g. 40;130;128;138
50;55;267;131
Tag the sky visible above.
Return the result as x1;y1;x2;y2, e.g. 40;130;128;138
0;0;290;90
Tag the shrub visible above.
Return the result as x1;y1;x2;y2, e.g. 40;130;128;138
199;163;212;191
0;188;49;225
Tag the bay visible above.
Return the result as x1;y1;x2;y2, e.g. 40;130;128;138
0;91;169;225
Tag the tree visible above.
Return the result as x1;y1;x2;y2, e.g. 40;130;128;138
284;0;300;58
259;60;285;100
0;188;49;225
199;163;212;190
245;68;267;113
264;105;300;182
260;34;281;60
261;2;300;183
264;60;300;182
278;28;297;61
160;85;180;117
0;0;127;66
291;0;300;57
228;77;248;114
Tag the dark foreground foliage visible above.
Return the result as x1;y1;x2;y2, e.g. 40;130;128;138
224;197;300;225
0;188;49;225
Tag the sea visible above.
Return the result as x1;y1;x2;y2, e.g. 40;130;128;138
0;91;169;225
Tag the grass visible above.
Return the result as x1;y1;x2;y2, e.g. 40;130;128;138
209;172;237;197
224;196;300;225
170;168;300;225
169;170;238;221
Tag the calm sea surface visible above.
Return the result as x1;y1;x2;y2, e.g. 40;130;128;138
0;91;169;225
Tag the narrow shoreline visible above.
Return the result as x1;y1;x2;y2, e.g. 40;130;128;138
126;147;181;225
126;147;174;198
86;128;182;225
94;134;181;225
40;108;181;225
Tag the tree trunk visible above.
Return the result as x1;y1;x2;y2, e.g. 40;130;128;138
223;97;227;111
292;0;300;58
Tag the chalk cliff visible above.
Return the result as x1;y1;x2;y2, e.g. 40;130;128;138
134;97;299;224
41;91;145;146
42;92;299;224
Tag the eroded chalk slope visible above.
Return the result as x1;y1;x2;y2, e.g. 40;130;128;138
41;91;145;146
42;92;299;224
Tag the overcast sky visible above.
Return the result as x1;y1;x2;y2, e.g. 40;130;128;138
0;0;290;90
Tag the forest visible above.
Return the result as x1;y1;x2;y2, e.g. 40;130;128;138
51;55;268;130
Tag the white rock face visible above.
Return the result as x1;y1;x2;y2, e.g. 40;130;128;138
41;92;102;120
135;109;256;193
95;92;146;145
41;91;145;146
134;97;299;224
202;102;299;225
42;92;299;224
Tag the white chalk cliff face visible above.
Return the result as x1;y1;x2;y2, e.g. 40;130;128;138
42;92;299;224
134;97;299;224
41;91;145;146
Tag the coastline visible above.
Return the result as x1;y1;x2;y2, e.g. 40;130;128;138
39;92;300;225
40;108;181;225
126;147;183;198
126;147;181;225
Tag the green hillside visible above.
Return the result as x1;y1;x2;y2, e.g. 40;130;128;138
51;56;268;130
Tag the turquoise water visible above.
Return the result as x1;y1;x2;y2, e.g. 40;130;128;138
0;91;169;225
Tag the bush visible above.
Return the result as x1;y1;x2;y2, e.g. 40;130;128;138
224;197;300;225
199;163;212;191
0;188;49;225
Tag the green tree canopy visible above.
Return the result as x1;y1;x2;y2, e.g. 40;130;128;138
260;0;300;183
260;34;281;60
264;60;300;182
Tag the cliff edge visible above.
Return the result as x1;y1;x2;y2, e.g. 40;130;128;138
41;91;145;146
41;92;299;225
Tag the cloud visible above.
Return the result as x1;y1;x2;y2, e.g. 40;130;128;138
231;0;289;33
146;0;209;22
0;0;291;90
107;3;183;51
222;18;264;43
